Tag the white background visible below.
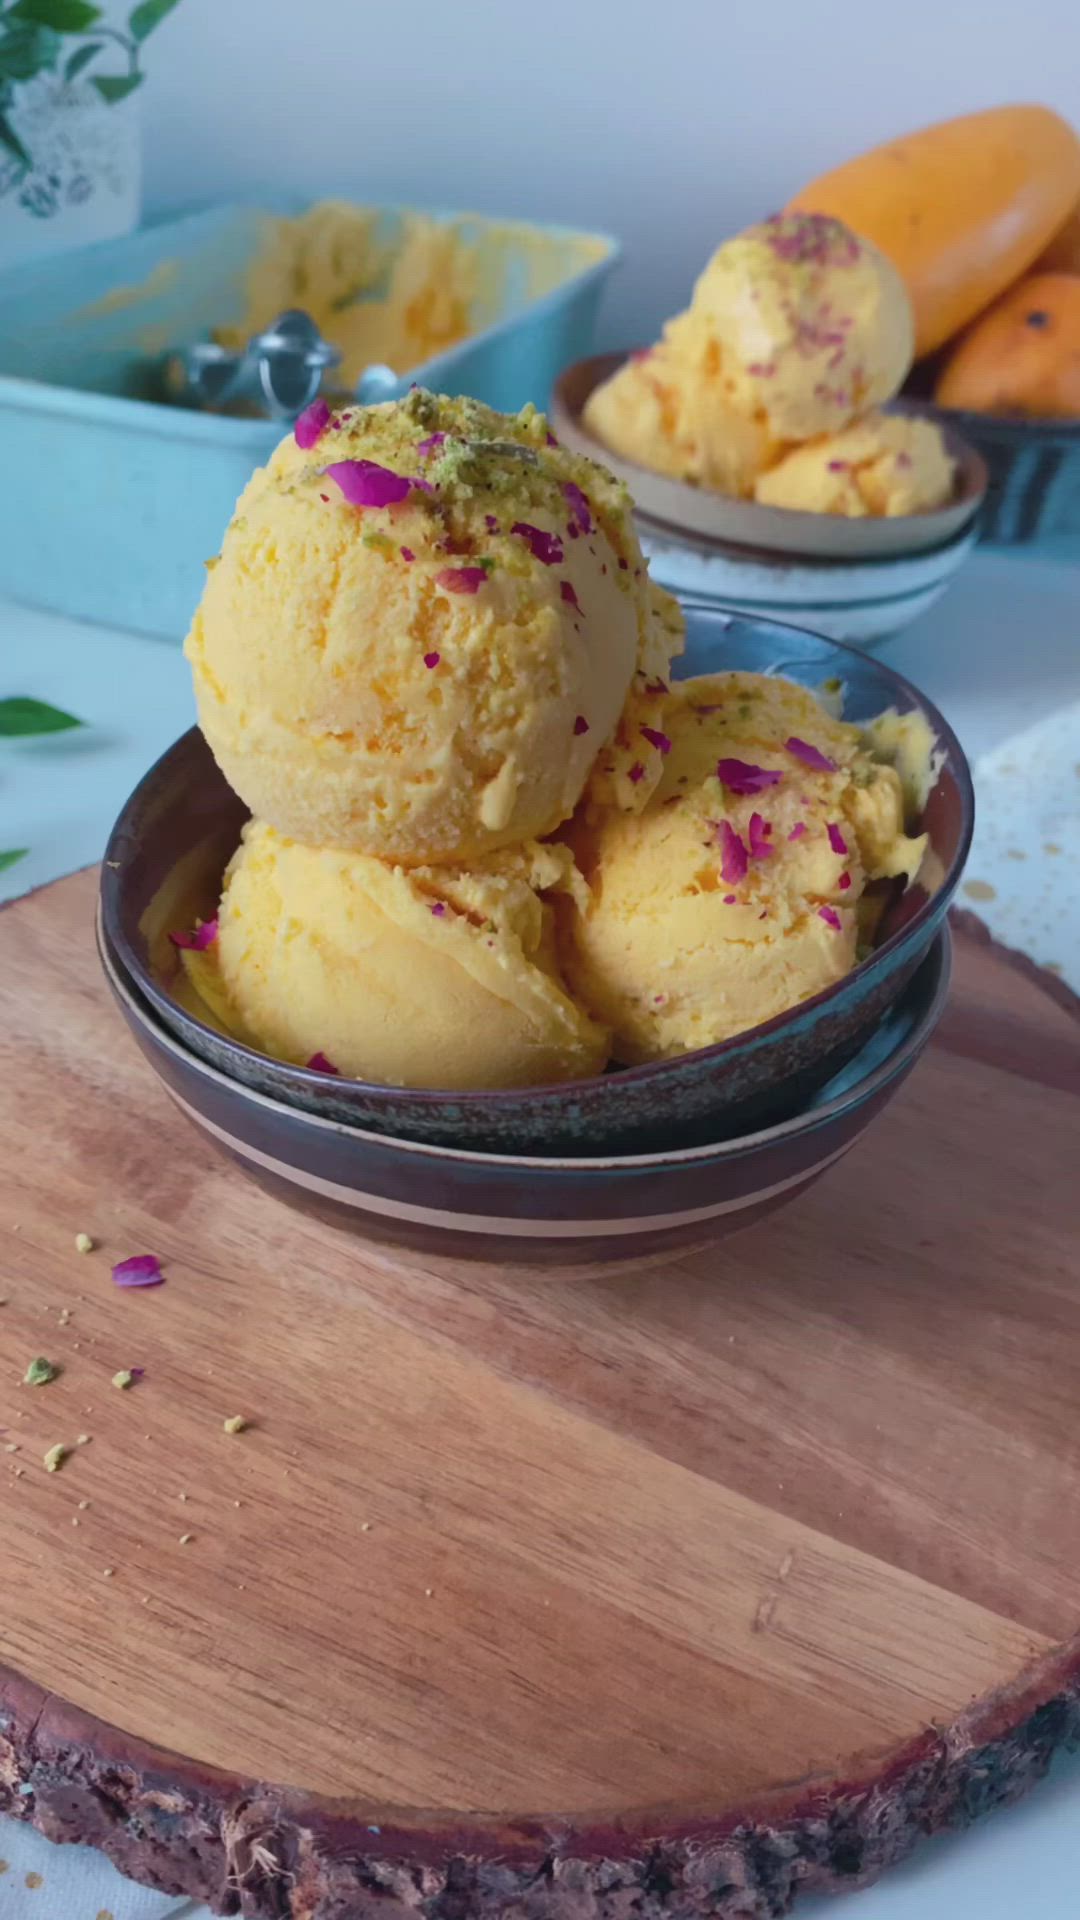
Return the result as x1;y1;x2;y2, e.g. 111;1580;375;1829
142;0;1080;341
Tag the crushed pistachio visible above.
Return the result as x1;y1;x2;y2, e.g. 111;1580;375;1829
112;1370;135;1391
178;1533;194;1546
76;1433;91;1447
102;1567;114;1578
43;1443;68;1473
74;1233;94;1254
223;1414;248;1435
24;1357;59;1387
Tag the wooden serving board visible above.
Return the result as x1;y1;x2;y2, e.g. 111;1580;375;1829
0;870;1078;1920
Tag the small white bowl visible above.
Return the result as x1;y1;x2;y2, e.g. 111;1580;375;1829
636;511;980;648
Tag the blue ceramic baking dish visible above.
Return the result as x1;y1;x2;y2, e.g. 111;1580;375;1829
0;201;618;640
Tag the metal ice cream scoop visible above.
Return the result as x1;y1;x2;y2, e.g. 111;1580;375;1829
163;309;344;419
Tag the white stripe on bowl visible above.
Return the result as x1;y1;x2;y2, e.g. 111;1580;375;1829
171;1091;853;1238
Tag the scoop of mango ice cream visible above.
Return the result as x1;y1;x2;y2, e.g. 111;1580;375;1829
199;821;609;1090
583;329;778;498
186;389;682;865
685;212;914;442
754;411;955;517
559;672;927;1065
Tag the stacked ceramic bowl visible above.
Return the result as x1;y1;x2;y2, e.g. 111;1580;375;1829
98;611;970;1267
553;358;988;648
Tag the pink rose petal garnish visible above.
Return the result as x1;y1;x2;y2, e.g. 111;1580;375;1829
747;812;773;860
168;917;218;952
723;893;737;905
643;677;668;697
617;557;628;570
325;460;412;508
411;476;436;495
112;1255;164;1289
484;514;499;532
826;459;849;473
788;821;807;841
294;398;332;450
563;481;593;534
628;762;645;785
400;546;415;562
306;1052;340;1075
785;736;837;773
423;651;441;669
827;821;849;856
715;757;783;796
640;725;671;755
818;906;842;931
430;902;447;917
838;871;852;891
717;821;749;886
416;432;446;458
573;714;589;735
546;430;559;446
435;567;487;594
561;580;581;611
511;522;563;565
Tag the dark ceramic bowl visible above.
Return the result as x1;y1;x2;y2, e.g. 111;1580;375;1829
99;610;973;1156
98;912;951;1265
902;389;1080;555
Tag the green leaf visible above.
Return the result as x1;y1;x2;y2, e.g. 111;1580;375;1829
0;109;30;165
0;20;62;78
0;696;83;736
63;37;100;78
9;0;102;30
90;66;141;101
0;849;29;873
128;0;181;41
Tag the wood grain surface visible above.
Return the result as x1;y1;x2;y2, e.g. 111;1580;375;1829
0;873;1077;1919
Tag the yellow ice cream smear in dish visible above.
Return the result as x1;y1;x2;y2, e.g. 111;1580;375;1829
755;411;955;517
218;201;606;387
559;672;927;1066
185;389;682;866
200;822;609;1091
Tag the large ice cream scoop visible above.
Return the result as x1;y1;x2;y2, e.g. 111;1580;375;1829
685;212;914;441
559;672;926;1065
195;821;609;1091
186;389;681;864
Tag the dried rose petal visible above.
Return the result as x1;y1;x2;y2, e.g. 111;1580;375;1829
826;459;849;473
715;757;783;796
786;736;837;773
169;917;218;952
416;432;446;458
717;821;749;886
306;1052;340;1075
818;906;842;931
563;482;593;534
511;521;564;565
827;821;849;856
325;460;412;509
423;651;441;669
561;580;581;611
573;714;589;735
400;546;415;562
429;902;447;917
643;677;668;697
838;871;852;891
628;762;645;785
747;813;773;860
411;475;436;495
546;430;559;446
436;567;487;595
112;1256;164;1289
484;513;499;532
788;822;807;841
640;725;672;755
294;398;332;450
723;893;737;904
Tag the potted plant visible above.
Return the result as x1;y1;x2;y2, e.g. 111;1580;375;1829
0;0;181;266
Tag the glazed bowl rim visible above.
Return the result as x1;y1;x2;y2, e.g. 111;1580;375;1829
99;908;952;1173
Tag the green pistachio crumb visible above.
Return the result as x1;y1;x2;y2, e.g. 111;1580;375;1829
25;1357;59;1388
43;1443;68;1473
112;1370;135;1391
74;1232;94;1254
223;1414;248;1435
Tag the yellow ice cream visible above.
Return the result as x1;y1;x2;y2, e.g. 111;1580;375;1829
583;327;779;498
186;390;682;865
686;213;914;441
203;821;609;1090
559;672;927;1064
754;411;955;517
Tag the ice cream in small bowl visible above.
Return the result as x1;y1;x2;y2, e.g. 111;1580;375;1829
553;213;986;564
99;386;970;1159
